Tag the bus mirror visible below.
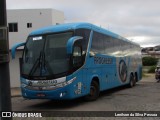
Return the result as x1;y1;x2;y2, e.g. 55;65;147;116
89;51;95;57
11;42;25;59
67;36;83;54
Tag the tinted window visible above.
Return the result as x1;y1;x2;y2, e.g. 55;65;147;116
91;32;104;54
91;31;139;57
91;31;113;54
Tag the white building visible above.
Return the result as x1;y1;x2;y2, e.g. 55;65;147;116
7;8;64;49
7;9;64;87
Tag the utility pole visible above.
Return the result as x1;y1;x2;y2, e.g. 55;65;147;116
0;0;12;119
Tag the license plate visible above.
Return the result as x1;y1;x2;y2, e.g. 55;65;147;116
37;93;46;97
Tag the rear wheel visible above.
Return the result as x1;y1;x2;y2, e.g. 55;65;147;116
84;81;100;101
128;74;136;88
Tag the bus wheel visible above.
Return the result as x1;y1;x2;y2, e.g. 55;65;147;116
129;74;136;88
85;81;100;101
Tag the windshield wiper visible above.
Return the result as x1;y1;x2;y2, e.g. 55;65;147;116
29;51;54;77
29;51;42;76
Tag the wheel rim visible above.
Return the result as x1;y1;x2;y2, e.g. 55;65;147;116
85;81;99;101
90;86;96;96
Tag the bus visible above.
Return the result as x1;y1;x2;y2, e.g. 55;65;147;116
11;22;142;100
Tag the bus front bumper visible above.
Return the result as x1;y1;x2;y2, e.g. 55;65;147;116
21;85;75;100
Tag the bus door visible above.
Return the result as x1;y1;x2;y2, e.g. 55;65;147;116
72;42;86;96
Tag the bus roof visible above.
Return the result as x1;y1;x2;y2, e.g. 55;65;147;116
29;22;92;35
29;22;139;46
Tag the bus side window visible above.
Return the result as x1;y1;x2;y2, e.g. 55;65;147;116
73;46;82;68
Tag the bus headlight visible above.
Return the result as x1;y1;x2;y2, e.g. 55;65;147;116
67;77;76;84
55;77;76;88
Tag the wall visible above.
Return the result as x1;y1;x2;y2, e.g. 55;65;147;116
7;9;64;49
51;9;64;25
9;51;22;88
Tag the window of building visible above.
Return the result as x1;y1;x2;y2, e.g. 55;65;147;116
8;23;18;32
27;23;32;28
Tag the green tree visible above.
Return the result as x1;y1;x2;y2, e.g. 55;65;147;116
142;57;158;66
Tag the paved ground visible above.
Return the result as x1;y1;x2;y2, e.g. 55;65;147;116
11;74;160;120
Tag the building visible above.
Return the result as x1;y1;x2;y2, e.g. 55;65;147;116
7;9;64;87
7;8;64;49
141;45;160;58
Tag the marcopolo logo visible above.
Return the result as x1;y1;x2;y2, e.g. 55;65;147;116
119;60;127;82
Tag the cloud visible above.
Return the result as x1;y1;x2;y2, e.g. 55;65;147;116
6;0;160;47
127;36;160;47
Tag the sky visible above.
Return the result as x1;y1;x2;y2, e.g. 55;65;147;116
6;0;160;47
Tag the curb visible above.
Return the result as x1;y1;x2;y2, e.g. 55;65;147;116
11;87;21;97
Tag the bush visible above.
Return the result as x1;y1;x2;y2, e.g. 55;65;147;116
142;57;158;66
148;66;156;73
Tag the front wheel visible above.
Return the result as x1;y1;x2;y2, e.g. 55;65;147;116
84;81;100;101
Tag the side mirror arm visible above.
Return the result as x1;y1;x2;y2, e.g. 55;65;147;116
67;36;83;54
11;42;25;59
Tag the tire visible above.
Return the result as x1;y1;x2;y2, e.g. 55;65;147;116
134;73;138;85
84;81;100;101
128;74;136;88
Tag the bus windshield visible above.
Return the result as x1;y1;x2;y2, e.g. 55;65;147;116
22;32;73;79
